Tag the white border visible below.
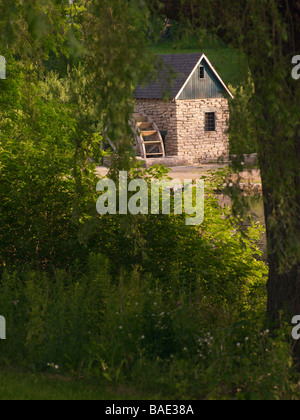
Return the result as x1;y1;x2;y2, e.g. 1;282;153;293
175;54;234;100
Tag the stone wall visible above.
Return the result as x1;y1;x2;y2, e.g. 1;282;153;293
134;100;178;157
135;97;229;163
175;98;230;163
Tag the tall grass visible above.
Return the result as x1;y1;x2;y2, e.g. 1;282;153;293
0;250;298;399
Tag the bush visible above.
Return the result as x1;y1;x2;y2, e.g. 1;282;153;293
0;254;109;372
0;62;101;271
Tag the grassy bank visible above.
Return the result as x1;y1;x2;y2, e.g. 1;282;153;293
0;369;157;401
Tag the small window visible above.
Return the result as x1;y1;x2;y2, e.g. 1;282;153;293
205;112;216;132
199;66;205;79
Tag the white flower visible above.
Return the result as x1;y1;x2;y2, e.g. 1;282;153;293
141;335;145;339
237;343;241;347
119;326;123;330
245;337;249;341
55;365;59;370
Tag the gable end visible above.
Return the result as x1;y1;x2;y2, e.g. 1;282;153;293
175;54;233;100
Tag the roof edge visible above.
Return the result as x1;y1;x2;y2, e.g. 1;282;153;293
174;53;234;100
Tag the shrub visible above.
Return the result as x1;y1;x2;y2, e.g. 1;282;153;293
0;254;109;372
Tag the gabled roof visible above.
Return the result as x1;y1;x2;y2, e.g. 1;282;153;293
133;53;233;100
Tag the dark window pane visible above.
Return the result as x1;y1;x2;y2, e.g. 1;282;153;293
205;112;215;132
199;66;205;79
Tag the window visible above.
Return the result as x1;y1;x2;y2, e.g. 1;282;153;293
199;66;205;79
205;112;216;132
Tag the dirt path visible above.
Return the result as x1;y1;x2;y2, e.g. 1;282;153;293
96;164;262;185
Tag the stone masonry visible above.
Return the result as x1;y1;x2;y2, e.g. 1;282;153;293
135;98;230;164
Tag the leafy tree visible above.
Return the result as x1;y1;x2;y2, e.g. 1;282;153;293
149;0;300;360
2;0;299;364
0;59;100;270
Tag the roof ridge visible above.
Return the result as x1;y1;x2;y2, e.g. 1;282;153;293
133;53;232;100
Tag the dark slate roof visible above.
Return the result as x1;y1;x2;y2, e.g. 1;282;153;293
133;53;203;100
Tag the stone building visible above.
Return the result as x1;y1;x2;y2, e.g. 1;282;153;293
133;53;233;164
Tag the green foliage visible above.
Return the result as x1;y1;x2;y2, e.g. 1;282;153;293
0;254;109;371
0;368;152;400
82;0;159;170
228;76;257;155
1;0;300;400
96;167;266;301
0;152;298;398
1;243;297;399
0;60;101;270
148;25;248;88
3;158;295;399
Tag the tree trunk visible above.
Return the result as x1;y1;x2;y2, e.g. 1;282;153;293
261;143;300;360
153;0;300;359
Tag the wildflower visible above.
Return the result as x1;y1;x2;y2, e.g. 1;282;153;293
183;347;188;352
141;335;145;340
55;365;59;370
245;337;249;341
119;326;123;330
237;343;241;347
